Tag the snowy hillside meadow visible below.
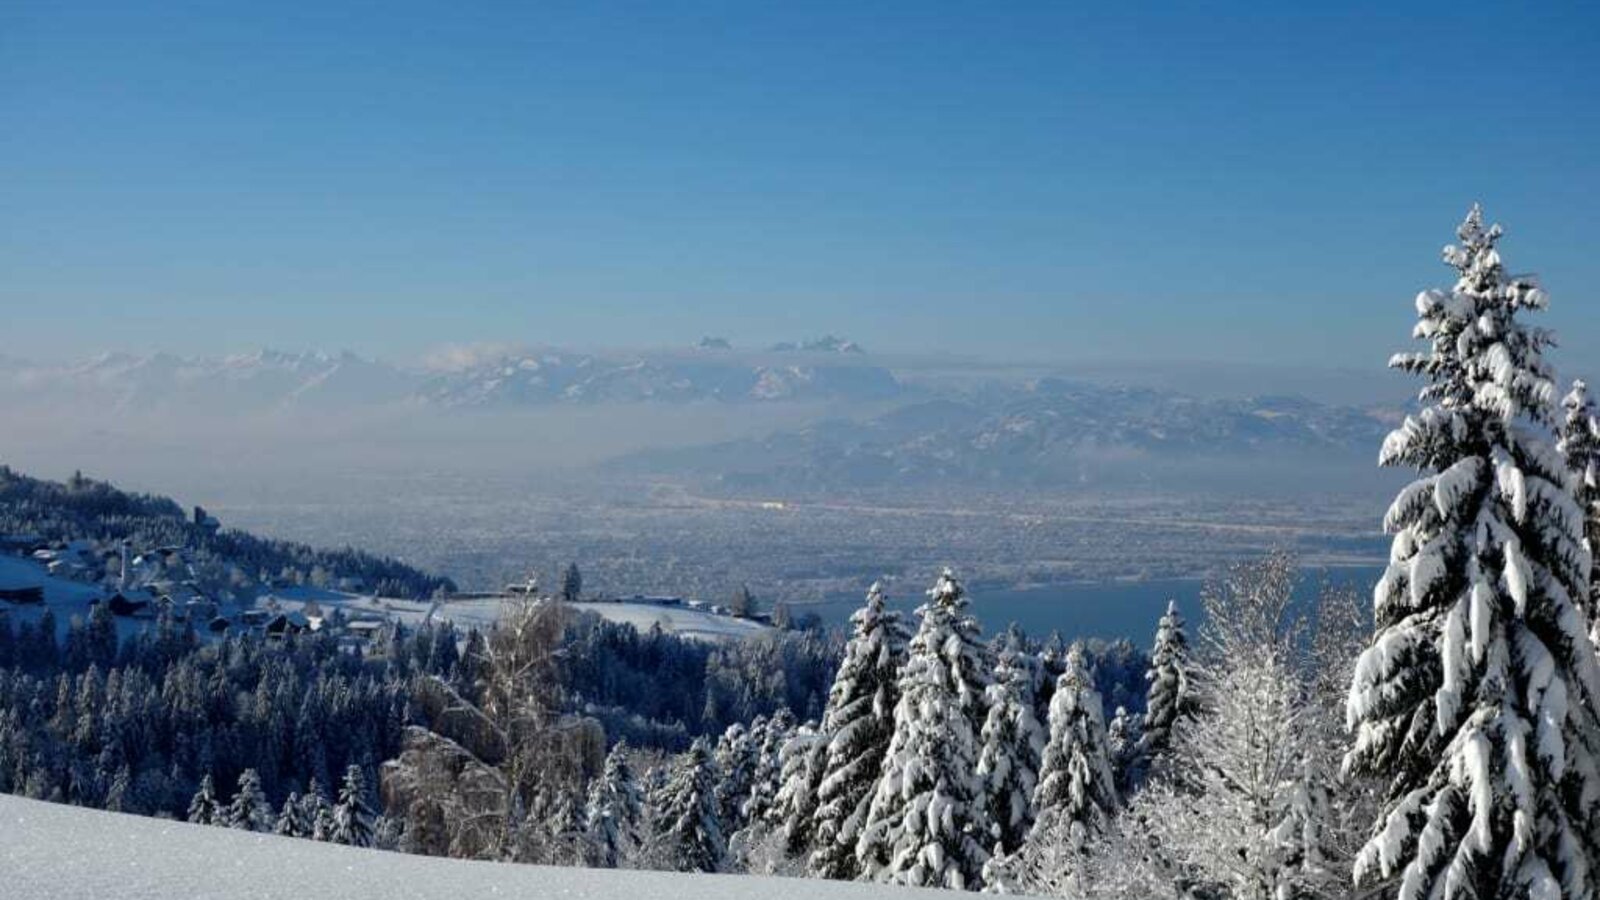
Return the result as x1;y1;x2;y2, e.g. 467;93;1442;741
0;794;954;900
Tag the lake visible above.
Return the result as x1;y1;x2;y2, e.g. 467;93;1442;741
804;566;1383;643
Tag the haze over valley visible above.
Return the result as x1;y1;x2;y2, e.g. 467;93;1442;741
0;339;1403;609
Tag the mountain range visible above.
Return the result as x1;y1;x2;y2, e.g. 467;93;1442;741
0;343;903;411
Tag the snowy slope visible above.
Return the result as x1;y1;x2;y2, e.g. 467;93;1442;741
0;554;139;640
0;554;102;607
0;795;950;900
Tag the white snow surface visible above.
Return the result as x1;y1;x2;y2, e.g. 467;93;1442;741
568;600;773;641
0;794;953;900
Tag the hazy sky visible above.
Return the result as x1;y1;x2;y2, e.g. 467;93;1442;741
5;2;1598;369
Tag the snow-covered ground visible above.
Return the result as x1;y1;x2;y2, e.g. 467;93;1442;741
0;553;102;607
0;794;943;900
567;600;773;641
0;554;142;640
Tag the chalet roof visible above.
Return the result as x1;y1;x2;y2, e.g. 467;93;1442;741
106;593;151;617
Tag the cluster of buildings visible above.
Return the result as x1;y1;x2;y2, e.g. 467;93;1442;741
0;530;395;654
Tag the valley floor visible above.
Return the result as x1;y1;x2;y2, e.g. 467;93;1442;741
0;794;953;900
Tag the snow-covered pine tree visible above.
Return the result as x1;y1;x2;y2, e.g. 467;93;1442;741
186;774;220;826
741;708;796;825
303;780;335;842
855;567;992;890
645;737;725;873
770;725;827;856
732;723;831;877
713;720;758;832
1027;642;1117;867
275;791;307;838
976;626;1046;855
586;741;644;868
1346;206;1600;900
330;764;375;848
105;764;132;814
1137;600;1194;767
1105;704;1141;796
226;768;271;831
543;791;594;866
1035;631;1067;727
1559;378;1600;629
809;581;908;881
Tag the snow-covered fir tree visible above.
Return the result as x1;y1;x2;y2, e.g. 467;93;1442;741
1346;206;1600;900
1104;705;1140;796
226;768;272;832
809;581;908;881
543;791;594;867
713;720;758;832
304;781;335;842
645;737;726;873
186;774;220;826
1137;600;1194;768
741;708;796;825
770;726;827;856
976;626;1047;854
1020;642;1117;894
732;724;829;876
1559;378;1600;628
1035;631;1067;727
855;568;992;890
275;791;308;838
105;764;132;814
330;764;375;848
586;741;644;868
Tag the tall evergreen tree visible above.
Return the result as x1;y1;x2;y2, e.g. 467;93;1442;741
713;720;758;831
855;568;992;890
226;768;272;832
1029;643;1118;850
330;764;374;847
645;737;725;873
105;764;133;814
186;774;220;826
976;627;1046;855
302;779;334;841
1346;206;1600;900
1138;600;1194;766
809;581;908;880
741;709;795;825
275;791;308;838
586;741;643;868
1559;378;1600;630
559;563;583;603
1105;704;1141;796
770;726;828;856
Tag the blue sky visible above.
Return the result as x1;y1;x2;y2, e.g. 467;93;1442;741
4;2;1598;370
